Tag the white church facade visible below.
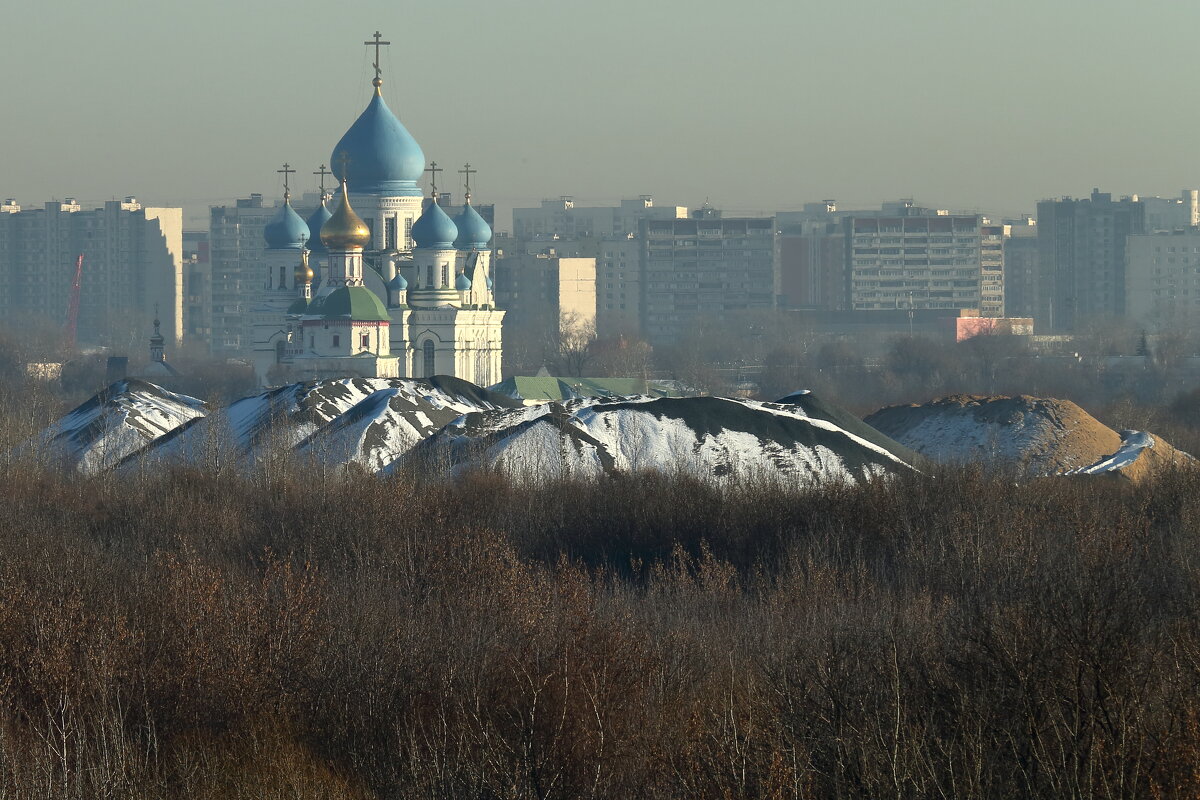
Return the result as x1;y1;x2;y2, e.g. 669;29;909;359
250;33;503;387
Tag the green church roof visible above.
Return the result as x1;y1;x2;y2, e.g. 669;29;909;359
286;297;309;315
490;376;689;401
318;286;390;322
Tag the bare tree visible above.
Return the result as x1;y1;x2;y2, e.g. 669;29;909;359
552;311;598;378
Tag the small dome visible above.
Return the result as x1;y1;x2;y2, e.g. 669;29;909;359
411;198;458;249
388;271;408;290
331;84;425;196
264;197;310;250
455;272;472;291
293;255;314;287
287;297;309;315
321;182;372;250
305;200;333;253
453;201;492;249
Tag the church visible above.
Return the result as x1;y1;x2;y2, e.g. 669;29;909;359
250;32;503;388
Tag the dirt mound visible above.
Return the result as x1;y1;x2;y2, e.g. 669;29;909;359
1066;431;1194;483
864;394;1163;477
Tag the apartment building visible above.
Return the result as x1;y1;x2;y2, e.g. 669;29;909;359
845;214;983;313
640;207;776;344
1125;228;1200;327
1035;189;1145;332
0;196;182;348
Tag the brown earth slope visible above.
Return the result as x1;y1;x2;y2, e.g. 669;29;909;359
864;394;1190;480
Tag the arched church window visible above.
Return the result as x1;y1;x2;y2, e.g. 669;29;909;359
385;217;397;251
332;334;340;348
441;264;449;287
423;340;435;377
426;265;433;287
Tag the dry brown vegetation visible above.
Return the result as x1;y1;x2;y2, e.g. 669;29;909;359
2;454;1200;798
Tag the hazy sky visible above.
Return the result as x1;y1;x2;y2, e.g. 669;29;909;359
1;0;1196;228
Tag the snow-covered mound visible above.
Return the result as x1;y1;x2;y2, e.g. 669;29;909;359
865;395;1191;480
27;379;207;474
121;376;520;472
405;394;921;484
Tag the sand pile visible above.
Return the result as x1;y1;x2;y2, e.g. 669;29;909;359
864;394;1190;480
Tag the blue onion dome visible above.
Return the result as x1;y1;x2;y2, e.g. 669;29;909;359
331;79;425;196
455;272;472;291
411;197;459;249
321;181;372;250
305;199;333;253
388;270;408;291
263;195;310;250
453;200;492;249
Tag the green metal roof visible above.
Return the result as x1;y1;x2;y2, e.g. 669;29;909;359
491;376;565;401
491;376;689;401
318;286;390;322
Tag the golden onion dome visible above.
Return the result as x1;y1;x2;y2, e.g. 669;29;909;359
320;180;372;250
294;250;314;285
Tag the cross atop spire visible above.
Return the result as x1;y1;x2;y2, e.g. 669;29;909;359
459;163;477;200
277;163;296;198
425;161;443;196
364;31;390;88
314;164;331;197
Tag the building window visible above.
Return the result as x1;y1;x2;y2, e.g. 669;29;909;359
332;334;340;348
426;265;433;287
405;218;413;249
361;332;370;349
441;264;449;287
385;217;397;251
423;339;435;377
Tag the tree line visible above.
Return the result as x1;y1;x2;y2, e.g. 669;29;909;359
1;452;1200;797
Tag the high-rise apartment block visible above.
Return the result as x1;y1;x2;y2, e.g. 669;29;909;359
508;196;688;342
1035;189;1145;332
182;231;210;345
0;197;183;348
513;196;686;239
1001;220;1039;319
209;194;276;354
980;223;1005;317
493;240;596;370
641;208;776;344
778;213;847;312
846;213;984;313
594;236;642;337
1141;190;1198;232
1125;229;1200;327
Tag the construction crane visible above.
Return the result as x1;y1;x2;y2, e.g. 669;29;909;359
64;254;83;352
